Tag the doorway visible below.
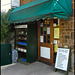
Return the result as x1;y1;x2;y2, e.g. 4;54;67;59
38;19;53;64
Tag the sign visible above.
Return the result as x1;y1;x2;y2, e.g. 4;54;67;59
55;48;70;71
54;40;58;44
40;36;43;42
44;27;46;31
54;44;58;52
54;28;59;39
15;25;27;28
40;46;50;59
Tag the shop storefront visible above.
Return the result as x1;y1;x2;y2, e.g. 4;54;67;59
9;0;73;66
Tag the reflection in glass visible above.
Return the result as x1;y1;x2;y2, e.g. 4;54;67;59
44;31;46;35
44;23;46;26
47;35;50;39
47;35;50;43
53;19;59;26
47;40;50;43
44;35;46;43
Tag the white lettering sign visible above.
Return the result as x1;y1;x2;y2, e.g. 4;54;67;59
55;48;70;71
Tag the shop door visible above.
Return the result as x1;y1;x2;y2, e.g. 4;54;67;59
38;19;53;63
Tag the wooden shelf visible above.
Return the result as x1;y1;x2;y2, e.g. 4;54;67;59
18;50;26;53
16;39;27;41
17;44;27;46
15;27;28;60
16;34;27;36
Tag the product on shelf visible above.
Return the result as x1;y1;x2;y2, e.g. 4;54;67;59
21;31;24;34
17;48;27;53
25;32;27;35
25;37;27;40
16;28;27;58
19;37;21;39
18;31;24;34
18;42;27;46
12;49;18;63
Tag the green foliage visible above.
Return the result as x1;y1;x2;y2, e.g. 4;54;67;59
1;8;14;42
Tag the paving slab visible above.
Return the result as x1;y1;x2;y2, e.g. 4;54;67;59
1;61;74;75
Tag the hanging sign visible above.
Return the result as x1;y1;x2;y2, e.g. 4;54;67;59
55;48;70;71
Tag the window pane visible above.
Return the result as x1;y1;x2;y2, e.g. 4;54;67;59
44;35;46;43
40;27;43;35
47;40;50;43
47;35;50;39
44;31;46;35
47;35;50;43
44;27;46;31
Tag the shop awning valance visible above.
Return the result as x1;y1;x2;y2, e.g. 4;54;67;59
9;0;72;23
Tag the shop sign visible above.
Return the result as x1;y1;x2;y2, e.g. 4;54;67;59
55;48;71;75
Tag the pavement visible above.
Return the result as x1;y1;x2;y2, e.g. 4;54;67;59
1;61;74;75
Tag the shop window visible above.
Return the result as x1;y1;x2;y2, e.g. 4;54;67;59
40;19;50;43
53;18;61;64
47;35;50;43
53;19;59;27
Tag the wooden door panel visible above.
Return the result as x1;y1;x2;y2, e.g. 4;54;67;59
38;19;53;63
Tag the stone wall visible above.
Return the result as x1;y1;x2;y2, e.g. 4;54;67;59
60;0;74;72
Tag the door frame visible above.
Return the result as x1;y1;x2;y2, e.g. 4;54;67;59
38;19;53;64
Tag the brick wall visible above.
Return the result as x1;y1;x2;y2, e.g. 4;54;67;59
20;0;34;6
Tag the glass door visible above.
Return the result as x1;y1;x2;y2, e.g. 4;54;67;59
38;19;53;63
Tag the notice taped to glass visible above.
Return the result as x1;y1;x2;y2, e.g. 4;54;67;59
55;48;70;71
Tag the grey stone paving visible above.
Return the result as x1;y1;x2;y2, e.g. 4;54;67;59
1;61;74;75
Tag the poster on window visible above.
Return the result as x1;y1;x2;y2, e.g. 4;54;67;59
54;28;59;39
40;36;43;42
47;27;50;34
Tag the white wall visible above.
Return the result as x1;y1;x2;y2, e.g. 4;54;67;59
1;0;11;12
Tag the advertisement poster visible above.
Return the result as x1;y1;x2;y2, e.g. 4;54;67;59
54;44;58;52
55;48;70;71
54;28;59;39
47;27;50;34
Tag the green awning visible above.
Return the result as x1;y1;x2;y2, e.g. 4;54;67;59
9;0;72;23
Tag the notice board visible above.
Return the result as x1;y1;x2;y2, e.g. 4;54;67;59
55;48;70;71
40;46;50;59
